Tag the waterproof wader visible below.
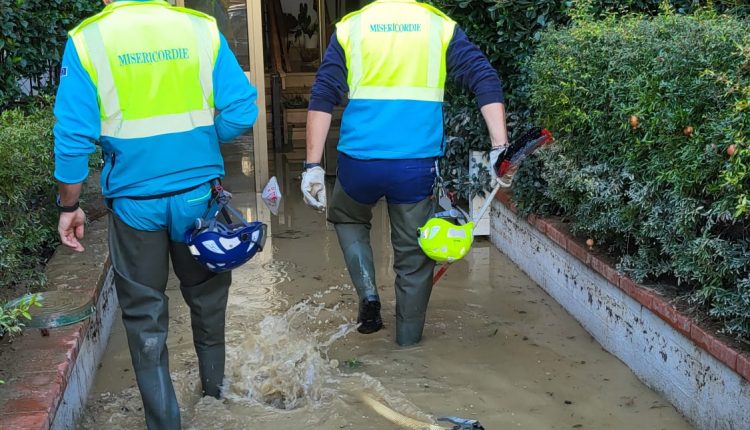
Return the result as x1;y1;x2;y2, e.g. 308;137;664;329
108;214;230;430
328;179;436;346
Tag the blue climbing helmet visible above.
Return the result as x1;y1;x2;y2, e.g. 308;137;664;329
185;181;267;272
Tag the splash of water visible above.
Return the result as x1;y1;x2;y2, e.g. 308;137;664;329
224;299;357;410
81;285;443;429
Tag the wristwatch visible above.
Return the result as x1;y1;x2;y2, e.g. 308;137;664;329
56;195;80;213
303;162;322;170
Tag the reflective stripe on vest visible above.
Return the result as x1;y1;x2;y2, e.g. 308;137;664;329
70;0;219;139
336;0;456;102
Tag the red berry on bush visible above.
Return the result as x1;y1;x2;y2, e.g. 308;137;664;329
727;144;736;156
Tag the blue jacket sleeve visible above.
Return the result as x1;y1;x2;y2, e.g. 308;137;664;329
213;34;258;143
53;38;99;184
309;32;349;113
446;27;504;107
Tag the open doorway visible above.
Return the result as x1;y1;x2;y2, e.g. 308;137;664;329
172;0;269;223
171;1;368;189
262;0;364;177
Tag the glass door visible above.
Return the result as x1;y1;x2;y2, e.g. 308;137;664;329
177;0;270;225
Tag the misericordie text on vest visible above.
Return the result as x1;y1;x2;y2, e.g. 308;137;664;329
369;23;422;33
117;48;190;66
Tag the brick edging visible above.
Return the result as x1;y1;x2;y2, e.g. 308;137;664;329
0;218;112;430
494;189;750;381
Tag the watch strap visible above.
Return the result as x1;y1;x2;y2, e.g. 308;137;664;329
303;162;322;170
56;195;80;213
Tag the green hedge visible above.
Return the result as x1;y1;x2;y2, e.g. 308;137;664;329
426;0;749;201
0;0;100;109
0;106;58;292
515;12;750;340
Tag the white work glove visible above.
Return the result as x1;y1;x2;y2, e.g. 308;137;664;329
489;145;508;186
301;166;327;211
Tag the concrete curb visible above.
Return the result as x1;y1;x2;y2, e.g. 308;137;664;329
491;190;750;430
51;268;116;430
0;218;115;430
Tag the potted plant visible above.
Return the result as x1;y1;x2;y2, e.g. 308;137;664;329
295;2;318;62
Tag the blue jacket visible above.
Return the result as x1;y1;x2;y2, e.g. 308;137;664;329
310;27;503;160
54;31;258;198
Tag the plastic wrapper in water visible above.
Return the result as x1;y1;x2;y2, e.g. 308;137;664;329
262;176;282;215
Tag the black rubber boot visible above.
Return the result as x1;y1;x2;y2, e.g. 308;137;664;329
357;295;384;334
171;242;231;399
334;223;379;299
109;215;181;430
328;179;385;333
387;198;436;346
179;281;230;398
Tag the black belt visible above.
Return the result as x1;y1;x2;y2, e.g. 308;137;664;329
107;178;220;204
124;183;205;201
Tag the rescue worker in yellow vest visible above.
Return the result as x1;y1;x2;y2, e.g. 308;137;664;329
53;1;258;428
302;0;509;346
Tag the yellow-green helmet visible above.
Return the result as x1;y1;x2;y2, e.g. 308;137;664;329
417;218;474;263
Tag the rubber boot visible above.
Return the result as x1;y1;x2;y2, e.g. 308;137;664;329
328;179;383;334
334;224;383;333
357;295;384;334
387;198;436;346
171;242;231;398
108;215;181;430
179;280;230;397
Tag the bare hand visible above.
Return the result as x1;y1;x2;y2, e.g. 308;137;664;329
58;209;86;252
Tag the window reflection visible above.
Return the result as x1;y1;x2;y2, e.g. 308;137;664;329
185;0;250;71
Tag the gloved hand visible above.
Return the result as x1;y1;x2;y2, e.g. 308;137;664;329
301;166;327;211
489;145;507;185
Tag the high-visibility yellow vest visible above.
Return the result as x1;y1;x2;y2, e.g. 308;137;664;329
69;0;220;140
335;0;456;159
337;0;455;103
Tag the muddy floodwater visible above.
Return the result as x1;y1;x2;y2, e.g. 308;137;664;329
79;143;693;430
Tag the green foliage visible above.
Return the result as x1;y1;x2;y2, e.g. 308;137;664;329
426;0;748;200
0;105;58;292
0;293;42;382
343;357;363;369
429;0;571;133
0;0;100;109
518;13;750;339
0;294;41;339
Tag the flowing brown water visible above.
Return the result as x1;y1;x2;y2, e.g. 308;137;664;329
81;283;443;429
79;142;693;429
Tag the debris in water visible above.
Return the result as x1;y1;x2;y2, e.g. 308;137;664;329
344;358;363;369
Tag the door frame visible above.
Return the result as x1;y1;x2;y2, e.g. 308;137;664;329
175;0;269;204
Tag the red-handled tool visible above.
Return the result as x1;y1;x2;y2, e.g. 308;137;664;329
432;128;554;286
496;128;554;186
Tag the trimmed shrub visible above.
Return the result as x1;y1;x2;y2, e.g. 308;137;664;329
426;0;749;200
516;12;750;339
0;0;101;109
0;105;58;291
